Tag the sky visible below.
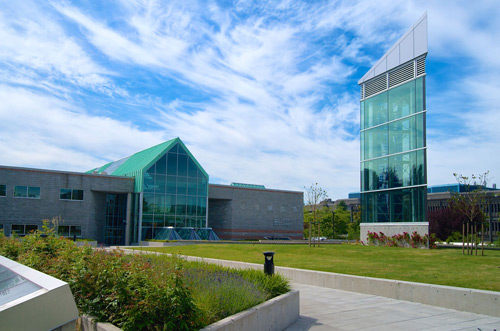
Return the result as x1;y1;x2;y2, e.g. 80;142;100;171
0;0;499;200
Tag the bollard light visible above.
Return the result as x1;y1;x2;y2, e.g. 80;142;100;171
263;251;275;276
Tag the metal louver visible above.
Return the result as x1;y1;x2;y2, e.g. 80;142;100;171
360;85;364;99
388;61;414;88
364;74;387;98
416;57;426;76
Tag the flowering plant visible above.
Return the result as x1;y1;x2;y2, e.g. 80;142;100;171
367;231;436;248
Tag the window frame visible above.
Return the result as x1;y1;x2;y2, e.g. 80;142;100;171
14;186;41;199
57;225;82;238
59;188;84;201
11;224;39;236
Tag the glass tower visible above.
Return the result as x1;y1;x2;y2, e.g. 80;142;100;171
359;14;428;224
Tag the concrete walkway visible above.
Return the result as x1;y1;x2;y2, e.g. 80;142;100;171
285;283;500;331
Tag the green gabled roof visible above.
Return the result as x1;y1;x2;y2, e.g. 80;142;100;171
89;138;209;192
111;139;177;176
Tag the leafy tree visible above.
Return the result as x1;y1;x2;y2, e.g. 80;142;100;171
428;202;470;241
333;203;350;238
304;206;332;239
347;206;361;240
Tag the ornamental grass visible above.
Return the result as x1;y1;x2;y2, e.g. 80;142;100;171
0;226;289;330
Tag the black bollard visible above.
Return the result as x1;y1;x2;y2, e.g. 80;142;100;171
263;251;275;276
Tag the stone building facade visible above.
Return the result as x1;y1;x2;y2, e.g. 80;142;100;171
0;139;304;244
208;184;304;240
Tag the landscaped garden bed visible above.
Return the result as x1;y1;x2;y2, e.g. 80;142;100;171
0;227;290;330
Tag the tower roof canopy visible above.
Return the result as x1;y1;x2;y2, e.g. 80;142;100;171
358;12;427;85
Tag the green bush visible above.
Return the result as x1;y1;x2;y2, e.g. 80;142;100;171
446;231;463;244
493;237;500;247
0;227;290;330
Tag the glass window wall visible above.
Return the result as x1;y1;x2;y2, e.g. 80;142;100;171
363;92;387;129
363;125;388;160
361;187;426;223
389;116;416;154
361;158;388;192
361;76;426;223
141;143;208;240
389;80;415;121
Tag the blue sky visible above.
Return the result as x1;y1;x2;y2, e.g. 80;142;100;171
0;0;499;200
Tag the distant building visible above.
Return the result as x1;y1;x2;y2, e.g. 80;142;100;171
358;13;428;240
0;138;303;244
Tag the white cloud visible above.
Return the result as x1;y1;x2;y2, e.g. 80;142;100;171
0;85;164;171
0;4;121;96
1;0;499;200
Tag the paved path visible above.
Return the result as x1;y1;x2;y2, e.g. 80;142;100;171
285;283;500;331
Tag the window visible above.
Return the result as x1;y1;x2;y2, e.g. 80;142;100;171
57;225;82;237
363;91;387;129
60;189;84;200
14;186;40;199
11;224;38;236
0;184;6;197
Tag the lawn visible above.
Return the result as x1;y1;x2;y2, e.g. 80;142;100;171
135;244;500;292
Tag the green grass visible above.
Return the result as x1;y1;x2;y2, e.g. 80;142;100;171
134;244;500;292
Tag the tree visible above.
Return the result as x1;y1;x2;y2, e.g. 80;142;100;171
347;206;361;240
304;183;327;247
304;206;333;239
332;203;350;238
428;202;469;241
451;171;489;255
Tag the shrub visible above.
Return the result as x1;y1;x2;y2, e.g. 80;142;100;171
428;201;484;241
0;228;290;329
367;231;436;249
347;217;361;240
171;259;290;326
446;231;463;244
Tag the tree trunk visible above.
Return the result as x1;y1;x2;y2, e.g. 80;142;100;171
317;223;320;248
475;223;478;256
462;223;465;255
308;221;311;248
481;223;484;256
466;222;469;255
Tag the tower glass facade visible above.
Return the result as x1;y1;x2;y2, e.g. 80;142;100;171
360;60;427;223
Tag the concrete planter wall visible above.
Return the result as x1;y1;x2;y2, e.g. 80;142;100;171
78;291;299;331
360;222;429;244
139;241;194;247
78;316;122;331
201;290;299;331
